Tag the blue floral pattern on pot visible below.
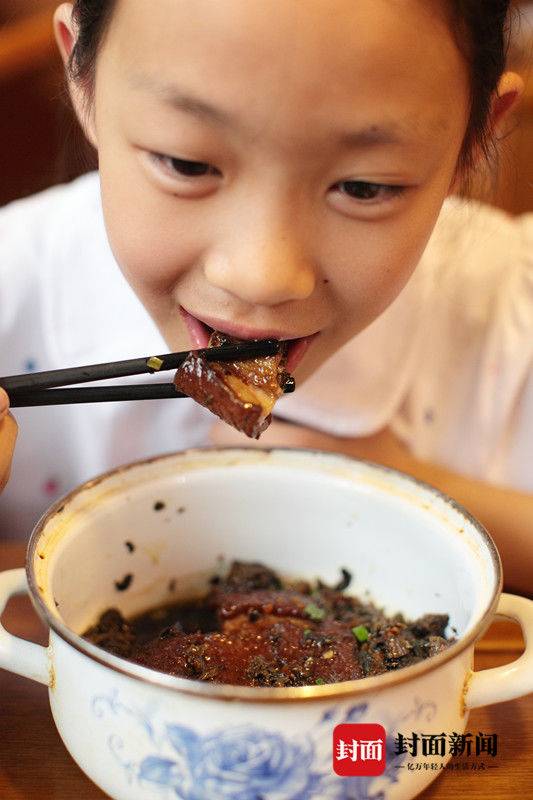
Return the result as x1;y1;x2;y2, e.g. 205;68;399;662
140;725;315;799
92;694;435;800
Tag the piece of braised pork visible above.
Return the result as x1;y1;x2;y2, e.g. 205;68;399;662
173;332;290;438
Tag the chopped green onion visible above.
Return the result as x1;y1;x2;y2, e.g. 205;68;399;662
303;628;312;637
315;677;326;685
352;625;369;642
147;356;164;371
304;603;326;622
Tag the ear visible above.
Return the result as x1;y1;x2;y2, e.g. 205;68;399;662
53;3;98;149
447;71;524;196
490;71;524;136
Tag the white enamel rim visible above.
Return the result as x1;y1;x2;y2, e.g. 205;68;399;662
26;447;502;703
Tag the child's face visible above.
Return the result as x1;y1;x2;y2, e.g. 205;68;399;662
83;0;469;380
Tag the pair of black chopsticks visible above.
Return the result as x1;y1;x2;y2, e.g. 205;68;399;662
0;340;295;407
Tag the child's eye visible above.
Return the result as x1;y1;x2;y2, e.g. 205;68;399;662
152;153;222;179
335;180;406;203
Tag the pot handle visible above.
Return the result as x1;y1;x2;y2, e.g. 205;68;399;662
0;568;50;686
465;592;533;710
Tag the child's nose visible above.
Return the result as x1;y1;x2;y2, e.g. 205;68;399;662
203;217;316;306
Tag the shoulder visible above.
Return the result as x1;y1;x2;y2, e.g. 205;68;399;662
395;198;533;485
11;173;165;366
0;173;102;280
419;197;533;332
0;175;102;342
0;172;100;235
0;173;157;366
424;195;531;277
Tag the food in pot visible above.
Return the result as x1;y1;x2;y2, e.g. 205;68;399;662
173;332;291;438
84;561;456;687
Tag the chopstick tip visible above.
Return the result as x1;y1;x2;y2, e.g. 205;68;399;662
283;376;296;394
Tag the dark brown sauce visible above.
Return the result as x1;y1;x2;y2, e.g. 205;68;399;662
84;561;455;687
133;597;219;644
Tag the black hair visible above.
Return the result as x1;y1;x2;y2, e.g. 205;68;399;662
447;1;512;174
68;0;513;176
69;0;116;88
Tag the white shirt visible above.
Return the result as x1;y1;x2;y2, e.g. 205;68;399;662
0;174;531;537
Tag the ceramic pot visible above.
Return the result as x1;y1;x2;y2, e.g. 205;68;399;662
1;448;532;800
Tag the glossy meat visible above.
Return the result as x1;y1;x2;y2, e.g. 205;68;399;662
173;332;289;438
84;561;455;687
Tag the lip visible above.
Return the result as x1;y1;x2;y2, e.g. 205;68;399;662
179;306;320;372
181;307;316;342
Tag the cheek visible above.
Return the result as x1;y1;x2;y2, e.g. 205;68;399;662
329;199;445;335
329;251;408;334
98;155;202;298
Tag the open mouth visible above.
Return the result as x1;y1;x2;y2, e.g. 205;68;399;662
179;307;318;373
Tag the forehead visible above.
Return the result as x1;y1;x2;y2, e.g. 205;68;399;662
103;0;468;143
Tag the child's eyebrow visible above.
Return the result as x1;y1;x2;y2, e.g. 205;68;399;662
338;125;411;149
129;74;417;148
129;74;235;128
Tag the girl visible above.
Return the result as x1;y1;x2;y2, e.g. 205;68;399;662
0;1;531;594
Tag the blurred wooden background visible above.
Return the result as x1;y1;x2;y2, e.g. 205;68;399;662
0;0;93;206
0;0;532;212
